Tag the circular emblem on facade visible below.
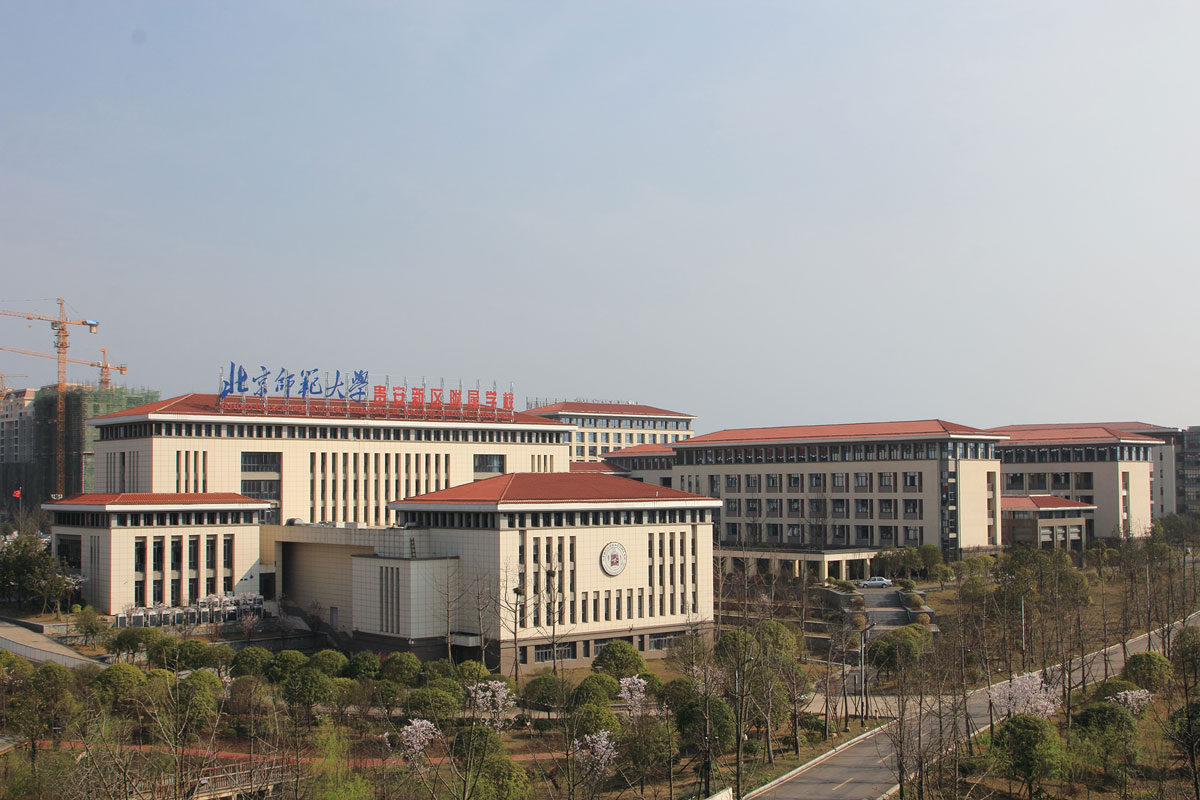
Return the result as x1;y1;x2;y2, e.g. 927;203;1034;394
599;542;628;576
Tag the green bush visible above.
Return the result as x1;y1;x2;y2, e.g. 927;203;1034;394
575;673;619;703
231;646;273;678
850;613;868;630
532;717;555;733
903;593;924;610
1090;678;1139;703
591;640;645;679
897;579;917;590
1122;651;1172;692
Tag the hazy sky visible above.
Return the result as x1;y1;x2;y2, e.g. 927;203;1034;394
2;2;1198;433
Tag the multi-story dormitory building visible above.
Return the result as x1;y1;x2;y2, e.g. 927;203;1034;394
525;401;695;462
609;420;1005;580
987;423;1160;540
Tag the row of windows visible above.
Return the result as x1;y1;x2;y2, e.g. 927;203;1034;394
1000;445;1152;464
713;471;923;494
133;533;234;573
577;432;686;444
517;632;681;664
678;440;996;467
557;416;691;431
721;522;924;543
53;510;259;528
517;589;697;627
722;497;923;518
1004;472;1095;491
100;420;568;445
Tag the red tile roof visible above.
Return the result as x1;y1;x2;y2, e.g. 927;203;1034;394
989;424;1163;446
44;492;267;507
89;393;564;427
391;473;714;506
1002;495;1097;511
569;461;625;473
604;443;677;458
676;419;1002;447
526;401;693;418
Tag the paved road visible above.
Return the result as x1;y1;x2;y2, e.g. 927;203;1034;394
0;620;99;666
751;614;1195;800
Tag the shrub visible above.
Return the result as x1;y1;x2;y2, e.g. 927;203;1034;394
897;579;916;590
591;640;646;679
309;649;349;677
343;651;381;680
571;701;620;737
523;674;567;708
914;613;930;626
850;613;868;630
1090;678;1139;703
513;713;531;728
532;718;555;733
450;726;503;760
266;650;309;684
576;673;620;702
1122;651;1172;692
381;652;422;686
903;593;924;610
232;646;273;678
992;713;1065;799
851;596;866;610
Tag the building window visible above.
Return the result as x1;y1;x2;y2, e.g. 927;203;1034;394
474;454;505;474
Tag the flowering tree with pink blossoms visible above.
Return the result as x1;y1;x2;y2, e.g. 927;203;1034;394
390;679;519;800
988;673;1060;719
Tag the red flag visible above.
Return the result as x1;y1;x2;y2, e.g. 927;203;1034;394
11;489;20;499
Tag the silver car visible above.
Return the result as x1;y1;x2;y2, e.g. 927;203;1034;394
858;576;893;588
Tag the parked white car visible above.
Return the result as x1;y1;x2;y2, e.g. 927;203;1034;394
858;576;893;588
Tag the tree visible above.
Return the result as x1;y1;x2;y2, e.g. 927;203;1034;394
571;700;620;738
310;648;350;677
930;563;954;590
591;640;645;679
382;651;422;686
232;645;273;677
92;662;145;713
992;713;1064;799
267;649;309;683
344;650;381;680
283;667;335;725
1075;702;1136;777
72;605;109;647
917;543;942;573
573;673;619;706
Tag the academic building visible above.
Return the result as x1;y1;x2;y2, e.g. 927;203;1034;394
525;401;696;462
257;473;718;669
989;424;1160;539
89;393;573;527
45;492;270;614
613;419;1006;579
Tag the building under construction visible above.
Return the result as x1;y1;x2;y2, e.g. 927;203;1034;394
0;384;159;507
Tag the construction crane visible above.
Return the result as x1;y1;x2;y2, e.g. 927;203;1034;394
0;346;127;389
0;298;98;497
0;373;27;393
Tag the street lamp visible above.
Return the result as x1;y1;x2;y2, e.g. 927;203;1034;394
860;622;877;725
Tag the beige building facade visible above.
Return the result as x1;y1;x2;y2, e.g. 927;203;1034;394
990;424;1159;539
45;493;270;614
1000;495;1096;550
89;393;572;527
263;473;718;672
525;401;695;462
616;419;1005;572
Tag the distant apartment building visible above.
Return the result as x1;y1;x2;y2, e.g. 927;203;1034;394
989;424;1160;539
525;401;695;462
0;384;159;505
616;420;1004;578
0;389;35;466
1180;427;1200;516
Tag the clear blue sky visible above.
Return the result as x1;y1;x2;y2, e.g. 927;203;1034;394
2;2;1197;432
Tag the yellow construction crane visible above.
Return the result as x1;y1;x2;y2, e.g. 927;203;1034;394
0;298;98;497
0;373;27;393
0;346;127;389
